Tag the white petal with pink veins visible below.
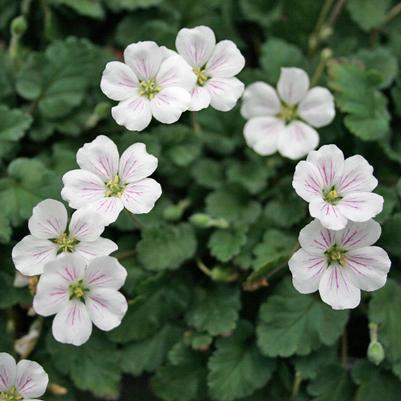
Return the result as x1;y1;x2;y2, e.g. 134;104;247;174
337;155;378;194
289;249;327;293
243;116;284;156
337;192;383;222
89;197;124;225
85;256;127;290
0;352;16;391
151;87;191;124
68;209;105;241
176;26;216;68
124;41;162;81
119;142;158;184
12;236;58;276
344;246;391;291
277;68;309;105
15;360;48;399
76;135;119;182
86;288;128;331
52;301;93;346
205;40;245;78
335;220;381;250
298;219;335;255
277;121;319;160
188;85;211;111
112;96;152;132
62;169;106;209
100;61;139;101
241;82;281;119
309;198;348;230
28;199;67;240
298;87;335;128
319;265;361;310
156;55;196;91
206;77;244;111
122;178;162;214
75;238;118;261
292;161;324;202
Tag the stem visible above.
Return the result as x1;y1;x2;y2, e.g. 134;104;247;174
128;211;145;229
311;48;332;86
196;259;212;277
315;0;335;37
116;249;136;261
341;329;348;369
191;111;201;133
327;0;347;27
384;2;401;23
369;322;378;342
290;371;302;401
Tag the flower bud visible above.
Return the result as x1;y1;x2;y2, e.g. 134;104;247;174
11;16;27;37
367;341;385;365
190;213;211;227
94;102;111;119
210;266;238;282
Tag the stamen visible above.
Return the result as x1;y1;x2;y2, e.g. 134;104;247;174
53;233;79;253
323;187;342;204
277;103;298;123
325;245;347;267
69;280;88;301
193;67;209;86
138;79;160;99
0;386;23;401
105;175;126;198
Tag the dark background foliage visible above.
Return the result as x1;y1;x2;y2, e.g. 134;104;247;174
1;0;401;400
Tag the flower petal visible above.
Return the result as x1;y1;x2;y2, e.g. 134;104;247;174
205;77;244;111
298;219;335;255
76;135;119;182
86;288;128;331
188;85;211;111
205;40;245;78
176;25;216;67
123;41;162;81
319;265;361;310
277;67;309;105
337;155;378;194
28;199;67;240
112;96;152;132
276;121;319;160
151;87;191;124
335;220;381;250
75;238;118;261
289;249;327;294
52;301;92;346
243;116;284;156
68;209;105;241
121;178;162;214
156;55;196;91
306;144;345;188
0;353;16;391
337;192;383;223
292;161;324;202
309;198;348;230
241;82;281;119
100;61;139;102
88;197;125;225
12;236;58;276
15;360;48;399
298;87;335;128
61;169;106;209
85;255;127;290
344;246;391;291
119;142;158;184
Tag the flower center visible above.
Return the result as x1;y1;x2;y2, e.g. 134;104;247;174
0;387;23;401
138;79;160;100
193;67;209;86
53;233;79;253
277;103;298;123
325;245;347;267
105;175;126;198
323;186;342;204
69;280;88;301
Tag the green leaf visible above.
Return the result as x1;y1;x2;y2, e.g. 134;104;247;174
0;105;32;142
186;284;241;336
264;197;306;228
380;213;401;257
208;226;248;262
0;210;11;244
121;324;183;376
49;0;105;18
346;0;391;31
328;63;390;141
191;158;224;189
257;279;349;357
239;0;280;28
208;321;276;401
47;333;122;398
137;223;197;271
107;0;163;11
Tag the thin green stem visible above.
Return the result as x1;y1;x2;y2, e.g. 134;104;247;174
315;0;335;36
341;329;348;369
191;111;201;134
116;249;136;261
384;1;401;24
128;211;145;229
290;371;302;401
327;0;347;27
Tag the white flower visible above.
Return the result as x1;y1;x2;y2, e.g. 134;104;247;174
175;25;245;112
292;144;383;230
288;219;391;310
241;67;335;160
100;41;196;131
12;199;117;276
61;135;162;225
33;254;128;346
0;352;48;401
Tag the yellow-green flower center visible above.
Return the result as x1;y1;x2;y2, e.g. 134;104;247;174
105;175;126;198
277;103;298;123
193;67;209;86
323;187;342;204
53;233;79;253
0;387;23;401
325;245;347;267
69;280;88;301
138;79;160;100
